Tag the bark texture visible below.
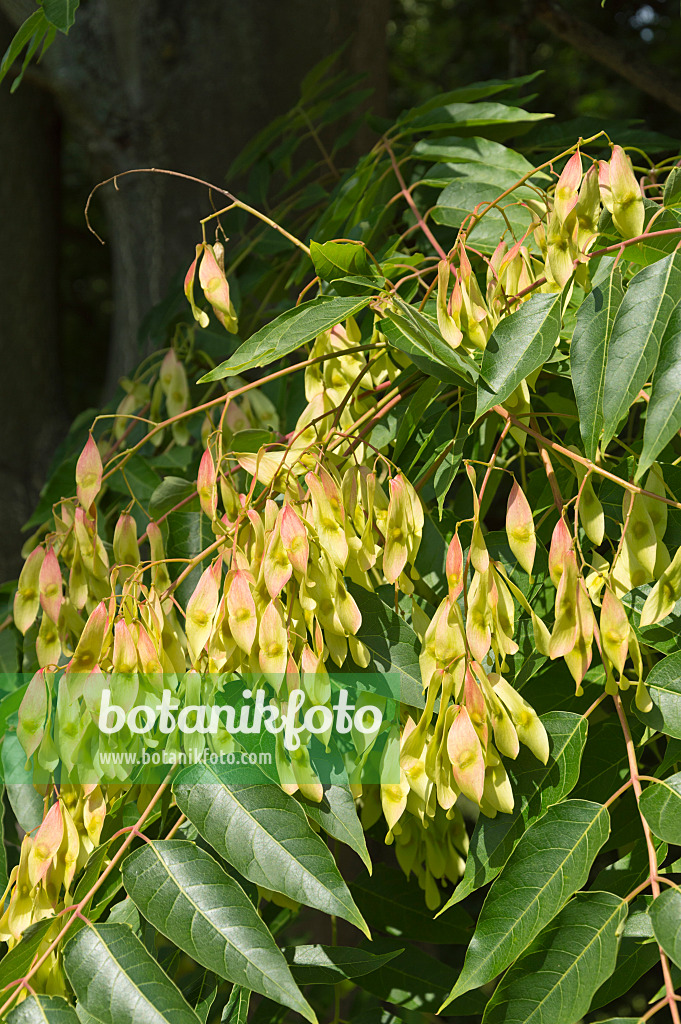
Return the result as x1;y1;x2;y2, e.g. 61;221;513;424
0;10;65;580
0;1;389;581
28;0;389;389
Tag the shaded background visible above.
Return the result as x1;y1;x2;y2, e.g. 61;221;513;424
1;0;680;582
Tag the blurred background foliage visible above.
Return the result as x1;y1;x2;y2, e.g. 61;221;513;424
1;0;680;580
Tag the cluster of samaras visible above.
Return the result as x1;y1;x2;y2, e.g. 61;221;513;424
6;141;670;939
435;145;645;364
0;784;108;995
380;460;674;863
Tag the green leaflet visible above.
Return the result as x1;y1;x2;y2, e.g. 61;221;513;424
165;507;212;607
0;10;53;93
310;240;372;282
481;892;628;1024
415;133;536;173
283;944;401;985
62;923;201;1024
589;931;660;1013
443;799;610;1005
298;783;371;872
398;74;543;122
2;733;45;833
639;303;681;478
172;762;369;935
42;0;80;33
405;99;551;137
571;257;624;461
635;650;681;739
121;840;315;1022
7;996;80;1024
194;974;217;1024
198;296;371;381
392;377;444;460
434;394;474;516
0;920;53;993
438;711;587;912
649;887;681;969
379;303;478;387
475;292;562;419
230;428;275;454
75;1007;101;1024
664;167;681;209
640;771;681;844
148;477;196;519
221;987;250;1024
602;251;681;451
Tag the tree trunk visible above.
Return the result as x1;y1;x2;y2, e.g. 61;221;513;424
0;10;65;581
35;0;390;390
0;1;388;582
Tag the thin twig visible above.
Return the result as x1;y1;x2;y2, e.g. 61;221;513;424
493;406;681;510
0;774;174;1015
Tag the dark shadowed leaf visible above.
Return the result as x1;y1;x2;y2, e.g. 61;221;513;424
351;865;474;944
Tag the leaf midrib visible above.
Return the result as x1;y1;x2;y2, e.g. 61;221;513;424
522;897;625;1024
456;804;607;993
183;766;365;929
82;925;191;1024
137;842;301;1004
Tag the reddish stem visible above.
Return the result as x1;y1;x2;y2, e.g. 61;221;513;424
383;138;447;260
0;775;173;1015
613;694;680;1024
